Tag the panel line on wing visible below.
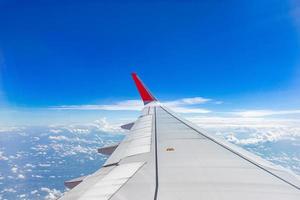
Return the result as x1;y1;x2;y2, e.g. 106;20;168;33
154;106;159;200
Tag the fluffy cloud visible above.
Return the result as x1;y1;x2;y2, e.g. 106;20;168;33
49;129;63;134
188;116;300;148
232;109;300;117
187;116;300;127
188;116;300;145
17;174;25;179
49;118;123;134
51;97;212;114
92;118;125;132
164;97;211;106
11;167;18;173
2;188;17;193
51;100;143;111
48;135;68;141
41;187;63;200
168;107;210;113
163;97;211;113
224;128;300;145
0;127;25;133
0;151;8;160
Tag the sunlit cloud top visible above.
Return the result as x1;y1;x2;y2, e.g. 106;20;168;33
50;97;212;114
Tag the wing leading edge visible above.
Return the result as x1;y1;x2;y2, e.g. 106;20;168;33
60;74;300;200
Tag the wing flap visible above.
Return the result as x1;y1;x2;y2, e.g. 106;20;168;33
121;122;135;130
104;113;153;165
98;144;119;156
77;162;145;200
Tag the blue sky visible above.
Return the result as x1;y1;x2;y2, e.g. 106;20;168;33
1;0;300;125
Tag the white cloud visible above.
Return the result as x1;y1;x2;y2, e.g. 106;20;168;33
0;151;8;161
164;97;211;113
32;136;40;141
72;145;93;154
169;107;211;114
92;118;124;132
49;134;99;145
39;163;51;167
31;144;48;152
2;188;17;193
41;187;63;200
17;174;25;179
233;109;300;117
49;142;96;157
49;117;123;134
51;97;212;114
49;129;63;134
214;101;223;105
31;190;38;194
187;116;300;127
164;97;211;106
224;130;296;145
32;175;43;178
187;116;300;145
65;127;90;134
0;127;24;133
51;100;143;111
48;135;68;141
11;167;18;173
18;194;26;198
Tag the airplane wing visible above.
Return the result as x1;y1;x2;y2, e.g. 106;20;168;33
60;73;300;200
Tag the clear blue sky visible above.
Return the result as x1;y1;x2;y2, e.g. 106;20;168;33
0;0;300;125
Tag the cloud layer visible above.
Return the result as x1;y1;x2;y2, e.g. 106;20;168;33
51;97;212;114
233;109;300;117
51;96;300;118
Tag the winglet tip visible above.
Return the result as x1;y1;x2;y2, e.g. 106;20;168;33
131;73;156;105
131;73;138;81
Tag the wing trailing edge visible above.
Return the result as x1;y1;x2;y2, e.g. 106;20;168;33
131;73;157;105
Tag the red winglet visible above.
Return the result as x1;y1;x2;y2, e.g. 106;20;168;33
131;73;157;105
